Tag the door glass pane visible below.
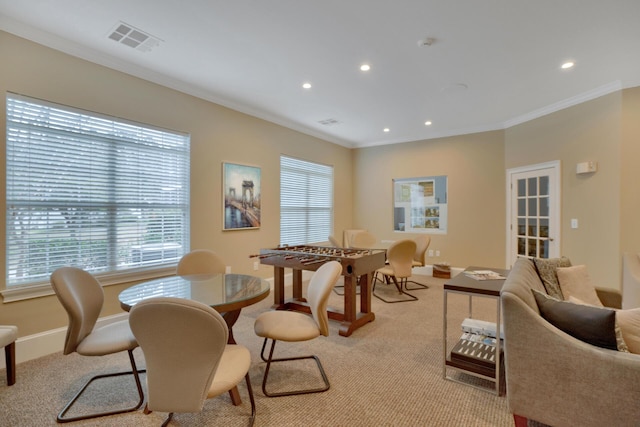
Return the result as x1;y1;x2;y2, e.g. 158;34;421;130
540;240;549;258
518;218;526;235
518;179;526;197
528;239;537;257
518;199;526;216
518;237;526;255
540;219;549;237
528;177;537;196
528;197;537;216
539;176;549;196
528;219;537;237
540;197;549;217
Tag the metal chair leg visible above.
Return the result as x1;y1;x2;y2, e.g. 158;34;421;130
56;349;145;423
161;412;175;427
405;278;429;291
260;338;330;397
245;372;256;427
373;276;419;303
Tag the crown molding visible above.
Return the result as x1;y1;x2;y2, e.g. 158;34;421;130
503;81;623;129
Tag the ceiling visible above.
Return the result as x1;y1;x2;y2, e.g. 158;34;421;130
1;1;639;148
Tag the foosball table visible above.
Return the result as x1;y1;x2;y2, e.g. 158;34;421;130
254;245;386;337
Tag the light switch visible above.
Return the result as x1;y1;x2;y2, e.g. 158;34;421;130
571;218;578;229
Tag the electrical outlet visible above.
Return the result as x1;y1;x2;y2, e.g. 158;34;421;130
253;261;259;271
225;266;231;274
428;249;434;257
435;250;440;257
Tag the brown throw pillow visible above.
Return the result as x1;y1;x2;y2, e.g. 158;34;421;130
533;257;571;300
532;289;617;350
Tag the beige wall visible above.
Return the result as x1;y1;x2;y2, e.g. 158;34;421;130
0;31;353;336
2;29;639;339
620;87;640;255
352;131;507;269
505;92;623;288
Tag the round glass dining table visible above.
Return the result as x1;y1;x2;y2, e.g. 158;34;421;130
119;273;270;406
119;273;270;312
119;273;270;344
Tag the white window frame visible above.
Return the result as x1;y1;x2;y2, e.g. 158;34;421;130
3;94;190;302
280;155;333;246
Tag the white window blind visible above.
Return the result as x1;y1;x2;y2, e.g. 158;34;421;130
280;155;333;246
5;94;190;287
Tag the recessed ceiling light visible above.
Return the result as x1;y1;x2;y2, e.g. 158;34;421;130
425;121;432;126
383;128;390;133
302;82;312;89
561;61;575;70
360;64;371;72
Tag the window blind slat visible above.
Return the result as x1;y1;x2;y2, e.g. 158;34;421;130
280;156;333;246
6;95;190;287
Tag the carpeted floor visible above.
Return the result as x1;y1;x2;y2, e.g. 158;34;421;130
0;275;513;426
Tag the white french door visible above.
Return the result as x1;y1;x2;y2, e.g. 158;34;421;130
506;161;561;267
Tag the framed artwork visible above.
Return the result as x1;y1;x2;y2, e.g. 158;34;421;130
222;162;261;230
393;175;448;234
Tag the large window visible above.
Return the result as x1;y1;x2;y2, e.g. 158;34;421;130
5;94;190;291
280;155;333;246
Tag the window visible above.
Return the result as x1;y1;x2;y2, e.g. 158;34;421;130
280;155;333;245
5;94;190;290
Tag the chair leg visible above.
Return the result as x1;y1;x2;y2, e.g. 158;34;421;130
5;341;16;386
56;349;145;423
373;276;419;303
161;412;174;427
260;338;330;397
405;272;429;291
245;373;256;427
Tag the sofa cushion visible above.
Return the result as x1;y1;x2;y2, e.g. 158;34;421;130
616;308;640;354
533;257;571;299
532;289;618;350
556;265;603;307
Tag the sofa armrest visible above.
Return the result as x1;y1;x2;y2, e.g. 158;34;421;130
502;291;640;427
596;287;622;309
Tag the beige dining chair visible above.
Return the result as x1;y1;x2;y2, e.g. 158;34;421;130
373;239;418;303
177;249;226;276
406;235;431;290
50;267;144;422
349;230;378;249
130;297;255;427
328;235;342;247
254;260;342;397
343;229;366;248
0;325;18;386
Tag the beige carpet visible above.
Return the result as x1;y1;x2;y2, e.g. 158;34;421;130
0;275;513;427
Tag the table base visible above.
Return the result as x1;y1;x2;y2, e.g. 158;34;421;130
271;268;375;337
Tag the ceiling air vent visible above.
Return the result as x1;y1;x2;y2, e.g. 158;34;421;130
108;22;161;52
318;118;341;126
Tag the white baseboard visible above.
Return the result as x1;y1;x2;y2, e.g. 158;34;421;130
3;265;462;369
414;265;465;277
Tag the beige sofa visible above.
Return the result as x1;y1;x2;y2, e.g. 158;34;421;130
500;258;640;427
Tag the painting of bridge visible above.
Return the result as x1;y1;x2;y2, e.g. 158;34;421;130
223;162;261;230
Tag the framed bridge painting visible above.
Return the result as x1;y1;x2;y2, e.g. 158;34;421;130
222;162;261;230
